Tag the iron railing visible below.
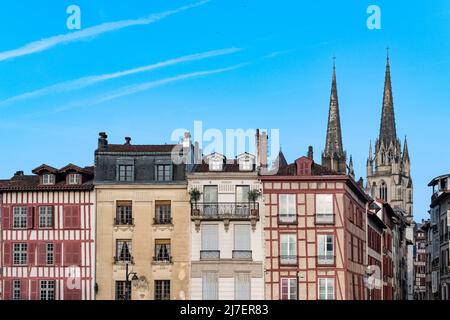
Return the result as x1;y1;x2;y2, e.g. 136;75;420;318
232;250;252;260
191;202;259;219
200;250;220;260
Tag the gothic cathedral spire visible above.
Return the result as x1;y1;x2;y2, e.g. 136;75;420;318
322;58;347;174
379;50;398;146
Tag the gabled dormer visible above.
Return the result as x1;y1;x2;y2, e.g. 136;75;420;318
205;152;226;171
60;164;86;185
32;164;58;185
237;152;256;171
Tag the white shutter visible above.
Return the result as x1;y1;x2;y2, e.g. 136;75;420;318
316;194;333;214
203;272;218;300
318;235;325;256
447;210;450;227
234;225;251;251
235;273;251;300
202;224;218;250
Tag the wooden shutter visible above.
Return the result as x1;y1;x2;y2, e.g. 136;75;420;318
30;280;39;300
27;206;34;229
21;279;28;300
72;206;81;228
28;243;36;266
201;225;218;250
3;242;12;266
65;242;81;266
2;206;10;229
64;206;72;229
64;286;82;300
4;279;12;300
54;243;62;266
37;243;47;266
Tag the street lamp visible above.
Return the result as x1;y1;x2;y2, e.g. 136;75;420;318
125;262;139;301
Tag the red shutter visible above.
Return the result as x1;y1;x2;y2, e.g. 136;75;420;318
64;242;81;266
64;286;82;300
37;243;47;266
73;242;81;266
72;206;81;229
3;242;12;266
4;279;12;300
27;206;34;229
2;206;11;229
50;206;55;228
64;206;72;229
30;280;39;300
21;279;28;300
28;243;36;266
54;243;62;266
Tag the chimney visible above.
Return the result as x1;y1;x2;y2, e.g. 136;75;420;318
125;137;131;145
14;171;24;177
257;130;268;169
307;146;314;160
98;132;108;151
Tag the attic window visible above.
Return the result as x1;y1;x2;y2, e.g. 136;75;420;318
68;173;82;185
239;159;253;171
42;174;55;185
210;160;223;171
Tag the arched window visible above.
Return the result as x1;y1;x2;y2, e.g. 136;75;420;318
379;182;387;202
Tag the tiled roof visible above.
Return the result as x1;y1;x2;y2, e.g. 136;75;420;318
101;144;178;153
192;160;255;173
272;162;342;176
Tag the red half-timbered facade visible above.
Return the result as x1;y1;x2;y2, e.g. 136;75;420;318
262;155;370;300
0;164;95;300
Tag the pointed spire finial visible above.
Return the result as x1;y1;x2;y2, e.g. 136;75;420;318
379;49;397;146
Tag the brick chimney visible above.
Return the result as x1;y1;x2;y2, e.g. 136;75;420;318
125;137;131;145
98;132;108;151
307;146;314;160
256;129;268;169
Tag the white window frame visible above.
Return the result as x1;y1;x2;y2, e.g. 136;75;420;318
42;174;55;185
280;234;297;264
13;243;28;265
210;160;223;171
12;280;21;300
315;194;334;224
279;194;296;222
46;243;54;265
317;234;334;265
68;173;81;185
202;272;219;300
234;272;251;300
318;278;334;300
281;278;297;300
39;206;53;228
13;207;28;229
40;280;55;300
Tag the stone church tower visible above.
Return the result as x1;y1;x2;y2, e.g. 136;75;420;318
366;54;413;218
322;60;347;174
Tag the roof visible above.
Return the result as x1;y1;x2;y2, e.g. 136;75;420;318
192;160;256;173
100;144;178;153
272;161;342;176
0;165;94;192
428;174;450;186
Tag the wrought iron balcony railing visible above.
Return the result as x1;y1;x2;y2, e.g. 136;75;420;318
114;217;134;226
191;202;259;220
280;255;298;266
317;255;335;266
315;213;335;225
153;255;173;264
114;256;134;265
153;217;173;225
232;250;253;260
200;250;221;260
278;214;297;225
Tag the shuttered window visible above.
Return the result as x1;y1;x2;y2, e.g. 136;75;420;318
202;224;219;251
235;273;251;300
202;272;218;300
234;225;251;251
13;207;28;229
64;242;81;266
64;206;80;229
318;278;334;300
39;206;53;228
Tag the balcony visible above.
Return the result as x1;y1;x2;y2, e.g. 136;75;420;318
278;214;297;225
280;255;297;266
192;202;259;231
153;217;173;225
153;255;173;264
317;255;335;266
315;213;335;225
232;250;253;260
200;250;220;260
114;217;134;226
114;256;134;265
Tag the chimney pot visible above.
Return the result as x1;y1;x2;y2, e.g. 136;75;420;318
125;137;131;145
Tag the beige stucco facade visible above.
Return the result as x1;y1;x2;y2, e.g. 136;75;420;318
95;184;190;300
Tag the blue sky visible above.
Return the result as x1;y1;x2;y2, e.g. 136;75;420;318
0;0;449;221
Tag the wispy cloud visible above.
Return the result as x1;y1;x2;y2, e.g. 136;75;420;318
0;0;210;63
55;63;247;113
0;47;240;106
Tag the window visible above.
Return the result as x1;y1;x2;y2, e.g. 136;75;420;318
39;206;53;228
202;272;218;300
116;201;133;225
317;234;334;265
40;280;55;300
203;186;218;216
201;224;219;260
318;278;334;300
156;164;172;182
233;224;251;260
279;194;296;223
280;234;297;265
155;239;171;262
116;240;132;263
46;243;54;265
239;159;253;171
42;174;55;185
118;165;134;182
63;206;80;229
155;280;170;300
379;182;387;202
13;207;28;229
68;174;81;185
210;160;223;171
115;281;131;300
64;242;81;266
235;273;251;300
155;201;171;224
13;243;28;265
281;278;297;300
12;280;21;300
316;194;334;224
236;186;250;216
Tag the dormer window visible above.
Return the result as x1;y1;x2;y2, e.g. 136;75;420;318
210;160;223;171
68;173;82;185
237;153;255;172
42;174;55;185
